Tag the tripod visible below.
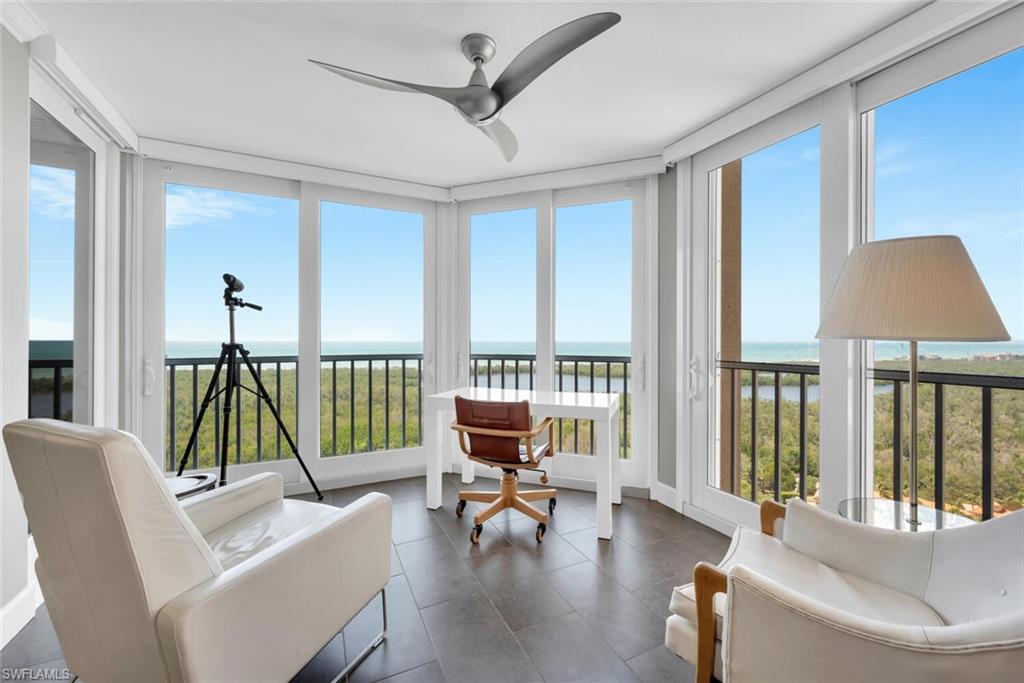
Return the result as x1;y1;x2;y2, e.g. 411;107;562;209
175;280;323;500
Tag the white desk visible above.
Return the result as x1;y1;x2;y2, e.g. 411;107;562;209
424;387;622;539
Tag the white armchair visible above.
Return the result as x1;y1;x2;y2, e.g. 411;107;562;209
665;498;1023;683
3;419;392;683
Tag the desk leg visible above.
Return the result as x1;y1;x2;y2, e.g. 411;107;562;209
595;419;613;539
426;406;443;510
611;408;622;505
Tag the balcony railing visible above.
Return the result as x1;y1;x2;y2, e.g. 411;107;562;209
167;355;299;471
28;358;74;421
718;361;820;503
718;360;1024;520
470;353;631;459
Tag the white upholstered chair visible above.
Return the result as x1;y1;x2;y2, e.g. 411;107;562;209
666;498;1024;683
3;419;392;683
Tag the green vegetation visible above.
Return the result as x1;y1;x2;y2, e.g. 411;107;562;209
729;358;1022;520
163;362;633;470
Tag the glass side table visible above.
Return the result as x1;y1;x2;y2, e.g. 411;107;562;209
166;472;218;500
837;497;975;531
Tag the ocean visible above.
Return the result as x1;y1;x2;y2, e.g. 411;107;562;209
28;339;1024;361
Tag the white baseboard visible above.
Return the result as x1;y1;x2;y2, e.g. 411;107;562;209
283;465;426;497
1;538;42;649
652;481;680;511
682;502;737;537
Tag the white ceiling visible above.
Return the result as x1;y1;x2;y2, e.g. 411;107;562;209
26;1;926;187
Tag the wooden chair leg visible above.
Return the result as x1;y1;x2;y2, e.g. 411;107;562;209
694;562;728;683
517;488;557;502
473;495;510;525
458;490;501;503
511;496;547;524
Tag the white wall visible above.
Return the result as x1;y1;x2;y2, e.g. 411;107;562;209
0;24;34;646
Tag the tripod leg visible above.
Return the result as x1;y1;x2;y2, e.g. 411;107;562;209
176;346;230;476
239;350;324;500
218;345;239;487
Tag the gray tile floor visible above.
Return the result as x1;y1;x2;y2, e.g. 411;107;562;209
0;474;731;683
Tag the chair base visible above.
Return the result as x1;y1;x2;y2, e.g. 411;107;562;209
460;471;556;528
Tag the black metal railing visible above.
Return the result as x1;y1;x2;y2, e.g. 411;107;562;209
868;368;1023;521
166;355;299;471
167;353;425;470
470;353;631;459
718;360;1024;520
28;358;74;421
718;361;820;503
320;353;423;456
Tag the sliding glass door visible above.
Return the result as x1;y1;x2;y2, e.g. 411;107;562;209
320;201;424;456
457;183;654;488
689;99;823;527
860;46;1023;521
28;101;94;424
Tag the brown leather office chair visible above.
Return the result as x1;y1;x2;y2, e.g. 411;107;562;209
451;396;556;543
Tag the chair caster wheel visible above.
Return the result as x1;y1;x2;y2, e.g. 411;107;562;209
548;498;556;514
470;524;483;544
539;474;549;484
455;500;467;518
536;523;547;542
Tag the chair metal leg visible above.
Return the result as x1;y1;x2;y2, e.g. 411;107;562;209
330;588;387;683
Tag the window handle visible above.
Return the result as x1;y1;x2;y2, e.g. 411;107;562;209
142;355;155;397
688;357;700;399
633;354;646;391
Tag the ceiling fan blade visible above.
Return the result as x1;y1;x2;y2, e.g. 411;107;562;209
491;12;620;108
309;59;469;105
479;119;518;162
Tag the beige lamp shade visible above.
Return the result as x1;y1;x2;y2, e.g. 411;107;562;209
816;235;1009;341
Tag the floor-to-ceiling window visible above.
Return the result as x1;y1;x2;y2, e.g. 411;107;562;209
554;198;632;458
164;179;299;472
28;102;93;424
320;201;424;455
710;126;822;505
862;46;1023;520
469;207;537;386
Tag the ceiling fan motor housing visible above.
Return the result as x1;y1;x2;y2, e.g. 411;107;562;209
460;33;497;64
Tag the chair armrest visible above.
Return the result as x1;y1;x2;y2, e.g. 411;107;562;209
157;493;392;683
451;418;555;463
723;565;1024;683
180;472;283;535
760;499;786;537
694;561;728;683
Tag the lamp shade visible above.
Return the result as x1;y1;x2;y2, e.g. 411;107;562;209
816;235;1009;341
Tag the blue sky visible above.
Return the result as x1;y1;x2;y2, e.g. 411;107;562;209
739;46;1022;352
29;165;77;339
29;49;1021;357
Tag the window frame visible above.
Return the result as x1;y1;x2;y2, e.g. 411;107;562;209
854;12;1024;514
687;95;826;529
455;180;657;490
140;163;438;486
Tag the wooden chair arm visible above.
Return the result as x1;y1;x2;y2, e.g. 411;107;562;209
694;561;728;683
760;500;786;537
450;421;535;438
451;418;556;464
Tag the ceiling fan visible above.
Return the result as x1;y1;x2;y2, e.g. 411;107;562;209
310;12;621;162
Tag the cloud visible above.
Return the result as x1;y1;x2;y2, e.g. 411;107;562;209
30;166;76;220
874;142;916;178
165;186;264;228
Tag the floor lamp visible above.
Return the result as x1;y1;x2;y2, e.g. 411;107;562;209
817;235;1008;528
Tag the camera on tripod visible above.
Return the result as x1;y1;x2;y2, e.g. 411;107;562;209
175;274;322;499
222;273;262;311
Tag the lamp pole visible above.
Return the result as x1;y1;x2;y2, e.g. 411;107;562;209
909;339;919;528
